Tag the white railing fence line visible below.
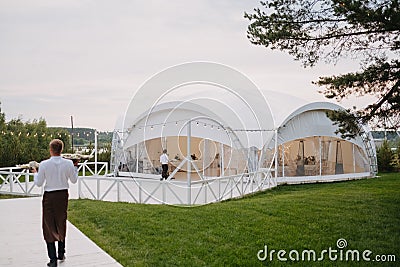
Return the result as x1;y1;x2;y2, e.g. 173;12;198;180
76;168;277;206
0;170;41;196
0;161;108;196
77;162;108;177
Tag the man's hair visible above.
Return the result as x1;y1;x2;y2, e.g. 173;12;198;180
163;149;167;153
50;139;64;155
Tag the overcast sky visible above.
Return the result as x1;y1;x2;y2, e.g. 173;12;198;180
0;0;371;131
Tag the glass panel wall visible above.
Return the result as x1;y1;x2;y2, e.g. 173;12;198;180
123;137;247;179
276;136;369;177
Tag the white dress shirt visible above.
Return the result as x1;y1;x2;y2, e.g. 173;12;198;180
160;153;169;165
34;156;78;192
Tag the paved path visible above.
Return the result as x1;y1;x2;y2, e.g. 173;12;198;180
0;197;123;267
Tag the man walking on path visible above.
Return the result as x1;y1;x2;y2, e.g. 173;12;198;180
33;139;78;267
160;149;169;180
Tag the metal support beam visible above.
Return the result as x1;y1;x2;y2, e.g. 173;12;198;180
187;121;192;205
274;129;278;178
95;130;98;175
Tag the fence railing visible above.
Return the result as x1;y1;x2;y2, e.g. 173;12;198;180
0;168;40;196
0;161;108;196
77;168;277;206
77;161;108;176
0;162;373;205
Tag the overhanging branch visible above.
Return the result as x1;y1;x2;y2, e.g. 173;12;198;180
365;80;400;121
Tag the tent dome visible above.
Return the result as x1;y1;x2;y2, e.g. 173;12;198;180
123;61;275;150
113;62;376;182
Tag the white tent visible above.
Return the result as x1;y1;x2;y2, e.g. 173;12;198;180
112;62;377;183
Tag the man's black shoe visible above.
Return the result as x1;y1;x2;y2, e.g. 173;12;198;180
58;254;66;261
47;259;57;267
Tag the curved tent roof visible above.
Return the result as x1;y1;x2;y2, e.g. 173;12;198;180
271;101;367;149
121;62;370;152
123;62;275;149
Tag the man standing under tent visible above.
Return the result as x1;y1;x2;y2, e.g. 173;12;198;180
160;149;169;180
33;139;78;267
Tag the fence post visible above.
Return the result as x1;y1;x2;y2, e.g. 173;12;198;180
204;181;207;204
97;179;100;200
138;180;142;204
9;174;13;193
117;180;120;202
162;181;166;204
240;175;243;196
218;178;221;201
78;178;81;199
25;173;29;195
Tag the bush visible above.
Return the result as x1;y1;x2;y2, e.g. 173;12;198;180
377;139;394;172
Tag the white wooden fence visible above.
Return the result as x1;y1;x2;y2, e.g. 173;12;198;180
0;162;108;196
77;169;277;206
0;161;277;205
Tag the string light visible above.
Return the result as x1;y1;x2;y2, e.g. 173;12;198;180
0;130;74;139
131;119;227;131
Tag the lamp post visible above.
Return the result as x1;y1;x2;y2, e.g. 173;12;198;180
71;116;74;153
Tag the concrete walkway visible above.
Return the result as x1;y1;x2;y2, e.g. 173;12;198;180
0;197;123;267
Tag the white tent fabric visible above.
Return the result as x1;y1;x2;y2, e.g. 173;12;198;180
116;62;375;179
123;62;275;149
271;102;365;149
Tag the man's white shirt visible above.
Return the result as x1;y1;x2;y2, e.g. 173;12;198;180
160;153;169;164
34;156;78;192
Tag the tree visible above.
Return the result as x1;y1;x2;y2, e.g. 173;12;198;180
391;137;400;170
0;105;72;167
245;0;400;138
377;139;394;172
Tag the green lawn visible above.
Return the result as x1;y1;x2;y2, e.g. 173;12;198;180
68;173;400;266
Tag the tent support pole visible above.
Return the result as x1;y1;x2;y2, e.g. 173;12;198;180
274;129;278;178
136;144;139;172
353;143;356;173
282;144;285;178
95;130;98;175
319;136;322;177
187;121;192;205
220;143;224;177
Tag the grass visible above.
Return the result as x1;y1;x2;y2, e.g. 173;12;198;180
0;194;28;199
68;173;400;266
